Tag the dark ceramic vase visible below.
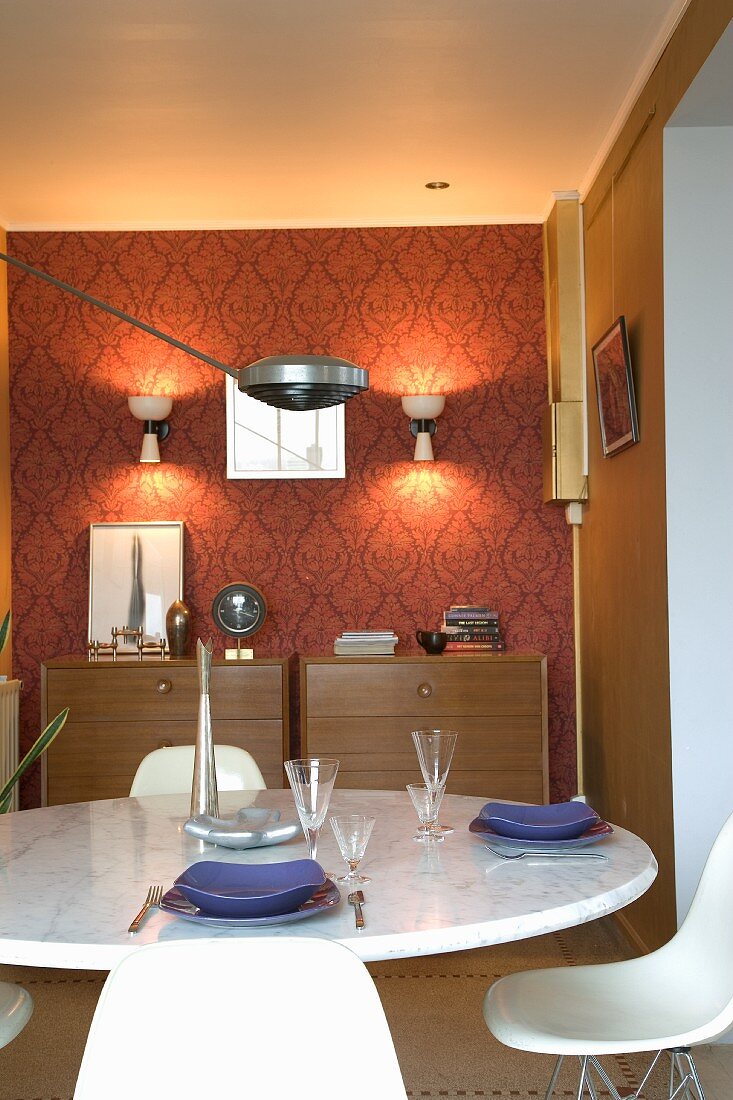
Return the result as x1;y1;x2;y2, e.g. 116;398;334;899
166;599;191;658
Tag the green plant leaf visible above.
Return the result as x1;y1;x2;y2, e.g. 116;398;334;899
0;707;70;813
0;611;9;656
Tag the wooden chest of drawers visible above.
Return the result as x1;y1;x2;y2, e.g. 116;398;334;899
300;654;548;801
41;656;290;805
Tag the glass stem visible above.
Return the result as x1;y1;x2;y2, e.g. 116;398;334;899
307;827;319;861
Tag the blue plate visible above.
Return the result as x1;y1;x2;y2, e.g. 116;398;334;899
174;859;326;918
469;817;613;849
478;801;600;841
160;878;341;927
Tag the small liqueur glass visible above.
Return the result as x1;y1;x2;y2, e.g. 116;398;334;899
411;729;457;836
284;757;339;864
329;814;375;884
406;783;445;843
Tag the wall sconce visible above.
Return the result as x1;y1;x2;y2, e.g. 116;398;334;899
128;395;172;463
401;395;446;461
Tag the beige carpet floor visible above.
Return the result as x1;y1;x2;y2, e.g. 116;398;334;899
1;918;731;1098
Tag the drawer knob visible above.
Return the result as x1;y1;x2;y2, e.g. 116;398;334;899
417;682;432;698
159;739;173;749
156;678;172;694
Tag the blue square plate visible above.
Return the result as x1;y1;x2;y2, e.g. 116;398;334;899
160;878;341;927
173;859;326;918
478;801;600;841
469;817;613;849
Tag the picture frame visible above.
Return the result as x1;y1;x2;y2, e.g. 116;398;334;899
226;377;345;479
89;521;184;651
591;316;640;457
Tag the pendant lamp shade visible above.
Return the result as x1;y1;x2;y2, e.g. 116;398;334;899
238;355;369;411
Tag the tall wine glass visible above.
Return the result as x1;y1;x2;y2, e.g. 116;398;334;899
411;729;457;836
284;757;339;863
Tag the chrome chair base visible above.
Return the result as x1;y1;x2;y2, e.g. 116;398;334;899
545;1048;707;1100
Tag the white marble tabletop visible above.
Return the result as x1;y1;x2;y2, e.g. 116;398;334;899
0;789;657;969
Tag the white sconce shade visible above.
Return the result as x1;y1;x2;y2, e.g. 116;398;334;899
128;395;173;464
413;431;435;462
139;431;161;463
401;394;446;462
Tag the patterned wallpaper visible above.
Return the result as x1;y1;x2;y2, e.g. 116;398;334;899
7;226;576;805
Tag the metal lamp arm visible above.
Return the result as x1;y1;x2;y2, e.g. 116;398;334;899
0;250;238;380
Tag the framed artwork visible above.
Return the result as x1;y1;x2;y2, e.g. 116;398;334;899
226;378;345;479
89;522;184;650
592;316;640;457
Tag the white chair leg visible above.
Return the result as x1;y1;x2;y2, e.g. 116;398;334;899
581;1057;600;1100
575;1056;588;1100
544;1055;564;1100
670;1049;706;1100
686;1053;708;1100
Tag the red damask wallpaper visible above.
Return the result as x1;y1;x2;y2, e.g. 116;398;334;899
7;225;576;805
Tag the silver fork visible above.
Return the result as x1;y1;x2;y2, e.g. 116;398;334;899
484;845;608;861
128;884;163;933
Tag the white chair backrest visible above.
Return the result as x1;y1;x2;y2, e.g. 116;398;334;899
74;937;407;1099
660;807;733;1039
129;744;265;797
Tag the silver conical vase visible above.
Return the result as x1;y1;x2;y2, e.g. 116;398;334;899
191;637;219;818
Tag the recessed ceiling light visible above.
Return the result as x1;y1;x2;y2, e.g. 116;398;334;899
425;181;450;189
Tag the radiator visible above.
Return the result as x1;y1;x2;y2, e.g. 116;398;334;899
0;679;21;812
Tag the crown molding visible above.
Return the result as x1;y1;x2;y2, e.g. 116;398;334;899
5;213;544;233
578;0;693;199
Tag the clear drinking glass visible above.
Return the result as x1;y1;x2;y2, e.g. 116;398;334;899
411;729;457;836
330;814;375;883
406;783;445;843
284;757;339;863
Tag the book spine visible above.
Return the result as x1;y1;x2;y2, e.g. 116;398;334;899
444;622;500;632
444;641;506;652
443;631;503;641
448;606;498;614
444;612;499;622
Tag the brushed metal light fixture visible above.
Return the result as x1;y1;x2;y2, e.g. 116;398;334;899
0;252;368;412
128;396;172;463
401;394;446;461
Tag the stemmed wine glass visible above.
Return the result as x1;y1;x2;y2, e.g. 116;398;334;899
284;757;339;863
330;814;375;883
411;729;457;836
406;783;445;843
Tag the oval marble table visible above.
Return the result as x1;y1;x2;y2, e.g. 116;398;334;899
0;789;657;969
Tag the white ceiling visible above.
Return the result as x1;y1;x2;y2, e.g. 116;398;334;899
0;0;690;229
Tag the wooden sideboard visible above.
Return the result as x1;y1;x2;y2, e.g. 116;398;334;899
300;654;549;801
41;656;290;805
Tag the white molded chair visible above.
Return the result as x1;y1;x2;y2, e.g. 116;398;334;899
129;744;265;797
0;981;33;1049
74;937;407;1099
483;809;733;1100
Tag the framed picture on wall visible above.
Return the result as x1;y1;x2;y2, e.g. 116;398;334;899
591;316;640;457
88;521;184;651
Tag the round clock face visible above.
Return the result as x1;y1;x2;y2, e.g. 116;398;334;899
211;583;267;638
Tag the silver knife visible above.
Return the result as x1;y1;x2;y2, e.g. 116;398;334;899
348;890;365;929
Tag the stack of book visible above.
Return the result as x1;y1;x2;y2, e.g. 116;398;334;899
442;605;505;652
333;631;399;656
